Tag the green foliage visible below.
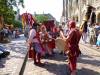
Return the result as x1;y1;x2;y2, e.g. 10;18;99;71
0;0;24;25
7;0;24;8
35;14;48;23
13;20;22;28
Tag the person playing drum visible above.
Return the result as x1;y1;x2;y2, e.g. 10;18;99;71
64;20;81;75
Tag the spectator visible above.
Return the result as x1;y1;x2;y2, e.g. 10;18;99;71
88;25;96;45
0;46;10;59
82;21;88;43
96;30;100;49
3;27;8;38
13;30;16;39
94;23;100;42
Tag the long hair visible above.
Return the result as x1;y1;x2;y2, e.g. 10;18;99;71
32;22;39;31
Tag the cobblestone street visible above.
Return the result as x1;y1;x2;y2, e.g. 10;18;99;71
77;44;100;75
24;53;68;75
0;35;27;75
24;44;100;75
0;35;100;75
0;0;100;75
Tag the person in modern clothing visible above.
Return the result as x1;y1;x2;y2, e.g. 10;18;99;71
96;30;100;49
82;21;88;43
88;25;96;45
0;45;10;59
94;23;100;42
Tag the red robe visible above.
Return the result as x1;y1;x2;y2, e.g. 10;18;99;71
67;29;81;71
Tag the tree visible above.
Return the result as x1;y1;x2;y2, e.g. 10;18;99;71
7;0;24;8
13;20;22;28
0;0;24;42
35;14;48;23
0;0;24;25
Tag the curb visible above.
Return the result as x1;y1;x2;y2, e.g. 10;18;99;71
19;51;28;75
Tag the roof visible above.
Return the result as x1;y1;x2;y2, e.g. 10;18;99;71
35;13;56;21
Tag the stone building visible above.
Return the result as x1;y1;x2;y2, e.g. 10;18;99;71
67;0;100;25
92;0;100;23
60;0;68;25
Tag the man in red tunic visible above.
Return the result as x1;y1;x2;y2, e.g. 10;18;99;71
65;20;81;75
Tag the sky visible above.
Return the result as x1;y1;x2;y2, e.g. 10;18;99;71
19;0;63;22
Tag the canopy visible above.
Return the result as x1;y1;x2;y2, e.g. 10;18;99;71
21;13;36;28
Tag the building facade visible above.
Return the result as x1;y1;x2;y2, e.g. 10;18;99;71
60;0;68;25
67;0;100;25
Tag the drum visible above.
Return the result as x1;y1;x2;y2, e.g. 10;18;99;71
55;37;67;53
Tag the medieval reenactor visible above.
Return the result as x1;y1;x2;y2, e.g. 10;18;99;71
28;23;45;66
65;20;81;75
39;25;53;56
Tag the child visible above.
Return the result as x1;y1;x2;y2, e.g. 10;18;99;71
96;30;100;49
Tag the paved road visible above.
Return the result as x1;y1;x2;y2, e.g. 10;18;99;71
77;44;100;75
24;53;68;75
24;44;100;75
0;35;27;75
0;35;100;75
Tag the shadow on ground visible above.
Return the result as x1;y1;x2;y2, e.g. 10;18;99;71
78;54;100;67
40;62;69;75
37;53;70;75
43;53;67;62
77;68;100;75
